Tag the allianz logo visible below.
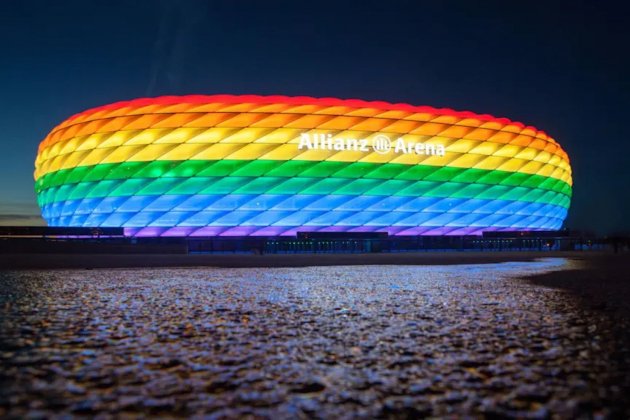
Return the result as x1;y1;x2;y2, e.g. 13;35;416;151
298;133;446;156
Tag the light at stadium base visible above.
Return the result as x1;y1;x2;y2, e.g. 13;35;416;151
34;95;573;237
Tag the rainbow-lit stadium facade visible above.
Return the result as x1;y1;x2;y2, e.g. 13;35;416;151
34;95;572;237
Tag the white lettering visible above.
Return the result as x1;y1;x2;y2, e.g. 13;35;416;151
297;133;445;157
298;133;312;150
395;138;407;153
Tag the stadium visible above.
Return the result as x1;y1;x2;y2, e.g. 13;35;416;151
34;95;572;238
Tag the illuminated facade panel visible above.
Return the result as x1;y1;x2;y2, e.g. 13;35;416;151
34;95;572;236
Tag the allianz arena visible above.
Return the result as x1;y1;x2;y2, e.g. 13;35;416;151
34;95;572;237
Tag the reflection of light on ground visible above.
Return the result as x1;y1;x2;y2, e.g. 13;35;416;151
248;258;578;309
0;257;621;418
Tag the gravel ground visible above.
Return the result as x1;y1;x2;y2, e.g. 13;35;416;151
1;257;629;418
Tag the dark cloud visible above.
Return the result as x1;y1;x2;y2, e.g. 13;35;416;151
0;0;628;234
146;0;210;95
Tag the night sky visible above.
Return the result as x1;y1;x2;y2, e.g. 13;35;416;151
0;0;628;234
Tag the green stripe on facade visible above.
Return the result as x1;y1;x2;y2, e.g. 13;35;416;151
37;176;572;209
36;159;573;197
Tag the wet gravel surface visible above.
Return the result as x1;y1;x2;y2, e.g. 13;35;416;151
1;258;629;418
